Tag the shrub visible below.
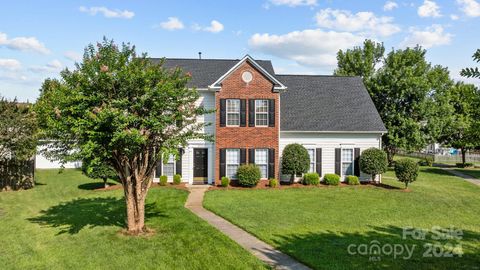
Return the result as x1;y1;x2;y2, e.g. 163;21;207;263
159;175;168;186
324;174;340;186
237;164;261;187
221;176;230;187
281;143;310;183
346;175;360;185
303;172;320;185
456;162;474;168
269;178;278;188
359;148;388;182
395;159;419;189
173;174;182;185
418;156;434;167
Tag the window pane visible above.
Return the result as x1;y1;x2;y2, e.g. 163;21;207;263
226;149;239;164
258;165;267;179
227;113;240;126
227;165;239;179
255;113;268;126
255;100;268;113
164;164;174;176
308;149;315;172
342;162;353;176
255;149;268;164
342;149;353;162
226;99;240;113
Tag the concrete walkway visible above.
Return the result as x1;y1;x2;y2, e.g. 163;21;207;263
185;186;311;270
437;167;480;186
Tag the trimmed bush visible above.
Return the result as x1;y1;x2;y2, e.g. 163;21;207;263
346;175;360;185
359;148;388;182
324;174;340;186
159;175;168;186
221;176;230;187
173;174;181;185
237;164;261;187
269;178;278;188
395;159;419;189
303;172;320;185
418;156;433;167
456;162;474;168
281;143;310;183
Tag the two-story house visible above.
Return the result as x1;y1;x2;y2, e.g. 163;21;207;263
151;55;387;185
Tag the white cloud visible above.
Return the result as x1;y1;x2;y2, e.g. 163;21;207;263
418;0;442;17
457;0;480;17
268;0;317;7
384;1;399;11
0;59;21;70
193;20;224;33
79;6;134;19
248;29;365;67
158;17;184;31
29;59;63;73
450;14;460;20
0;32;50;54
64;51;82;62
400;25;452;49
315;8;401;37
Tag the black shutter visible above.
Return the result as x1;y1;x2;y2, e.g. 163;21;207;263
240;148;246;165
316;148;322;176
240;99;246;127
248;99;255;127
248;148;255;164
268;148;275;179
155;157;162;178
335;148;341;175
219;149;226;178
268;99;275;127
354;148;361;177
220;99;226;127
176;148;183;176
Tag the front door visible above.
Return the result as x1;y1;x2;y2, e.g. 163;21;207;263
193;148;208;184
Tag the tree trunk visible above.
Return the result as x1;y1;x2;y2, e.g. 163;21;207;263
386;147;396;167
103;177;109;188
461;147;466;166
125;190;147;234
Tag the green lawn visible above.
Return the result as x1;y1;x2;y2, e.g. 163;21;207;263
204;168;480;270
455;168;480;179
0;169;266;270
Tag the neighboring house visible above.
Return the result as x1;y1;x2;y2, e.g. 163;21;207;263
152;55;387;185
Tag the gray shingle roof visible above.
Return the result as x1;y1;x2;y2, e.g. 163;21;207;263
277;75;387;132
151;58;275;88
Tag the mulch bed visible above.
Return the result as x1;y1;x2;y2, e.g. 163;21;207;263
208;180;401;191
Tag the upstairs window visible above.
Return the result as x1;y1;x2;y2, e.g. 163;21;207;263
226;99;240;126
255;100;269;126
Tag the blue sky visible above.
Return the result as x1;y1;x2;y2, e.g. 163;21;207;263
1;0;479;101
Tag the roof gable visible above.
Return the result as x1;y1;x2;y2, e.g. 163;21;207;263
208;55;286;91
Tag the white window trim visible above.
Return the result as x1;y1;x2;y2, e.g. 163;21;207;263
226;99;240;127
226;149;240;179
341;148;354;179
307;149;316;173
255;149;269;179
255;99;269;127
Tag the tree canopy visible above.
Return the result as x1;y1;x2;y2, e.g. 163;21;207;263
35;38;212;234
461;49;480;78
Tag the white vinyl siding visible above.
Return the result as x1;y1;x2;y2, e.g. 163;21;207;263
255;100;268;126
307;149;315;173
279;132;382;182
255;149;268;179
226;99;240;126
195;91;215;135
226;149;240;179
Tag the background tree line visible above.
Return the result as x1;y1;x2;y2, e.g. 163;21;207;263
335;40;480;165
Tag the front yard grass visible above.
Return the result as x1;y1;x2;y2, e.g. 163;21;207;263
455;168;480;179
0;169;266;270
204;168;480;269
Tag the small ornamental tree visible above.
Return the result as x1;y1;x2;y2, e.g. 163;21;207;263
281;143;310;183
359;148;388;183
394;159;419;189
81;158;118;188
34;38;212;235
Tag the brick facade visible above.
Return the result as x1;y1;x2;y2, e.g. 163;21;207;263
214;61;280;184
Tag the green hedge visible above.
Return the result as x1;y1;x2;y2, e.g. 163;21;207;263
324;174;340;186
237;164;261;187
303;172;320;185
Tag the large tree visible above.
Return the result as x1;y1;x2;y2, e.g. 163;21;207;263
438;82;480;165
335;42;452;164
35;39;211;234
461;49;480;78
